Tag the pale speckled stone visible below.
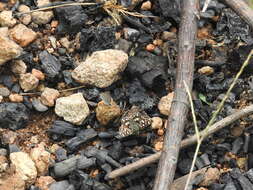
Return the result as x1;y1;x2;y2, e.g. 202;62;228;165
55;93;90;125
72;49;128;88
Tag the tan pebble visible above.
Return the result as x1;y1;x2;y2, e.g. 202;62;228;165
41;87;60;107
153;39;163;46
19;73;39;92
161;31;176;41
1;130;17;144
146;44;155;52
9;94;23;102
59;37;70;49
30;143;51;176
18;5;32;25
198;66;214;75
9;24;37;47
30;136;39;144
154;141;163;151
95;100;121;125
151;117;163;129
199;168;220;187
0;35;23;65
11;60;27;74
32;69;45;80
230;125;244;137
157;128;164;136
158;92;174;116
35;176;55;190
50;144;61;153
141;1;152;10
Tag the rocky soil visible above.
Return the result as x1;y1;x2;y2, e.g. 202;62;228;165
1;0;253;190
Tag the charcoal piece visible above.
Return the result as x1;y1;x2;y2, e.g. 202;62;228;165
116;39;132;53
49;180;75;190
216;143;231;152
83;146;121;168
81;88;100;101
23;96;33;110
0;103;29;130
127;79;157;110
210;183;225;190
159;0;181;22
0;75;14;89
8;144;20;153
11;83;21;93
101;163;112;174
178;158;193;175
123;27;140;41
246;169;253;183
55;5;88;34
62;70;74;85
80;27;116;52
200;153;211;166
39;50;61;78
236;174;253;190
48;120;78;138
228;45;253;74
122;15;151;34
108;141;123;160
29;186;41;190
195;157;205;169
98;132;115;139
55;148;67;162
69;170;111;190
53;155;96;177
214;9;253;45
224;182;237;190
65;128;97;151
127;52;168;89
232;137;243;154
32;99;48;112
93;180;111;190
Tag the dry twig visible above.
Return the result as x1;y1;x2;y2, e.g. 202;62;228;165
152;0;198;189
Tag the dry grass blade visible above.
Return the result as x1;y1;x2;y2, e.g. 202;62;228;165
15;2;98;15
202;0;212;12
184;49;253;190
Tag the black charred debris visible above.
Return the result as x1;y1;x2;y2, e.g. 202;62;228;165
1;0;253;190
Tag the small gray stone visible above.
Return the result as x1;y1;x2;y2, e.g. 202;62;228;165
0;87;10;97
32;99;48;112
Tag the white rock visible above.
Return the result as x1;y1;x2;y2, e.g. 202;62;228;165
0;10;16;27
72;49;128;88
19;73;39;92
55;93;90;125
0;35;22;65
10;152;37;184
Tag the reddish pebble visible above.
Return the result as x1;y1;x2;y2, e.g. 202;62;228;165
9;94;23;102
146;44;155;52
32;69;45;80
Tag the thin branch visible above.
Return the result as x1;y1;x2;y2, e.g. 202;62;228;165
152;0;199;189
106;104;253;179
